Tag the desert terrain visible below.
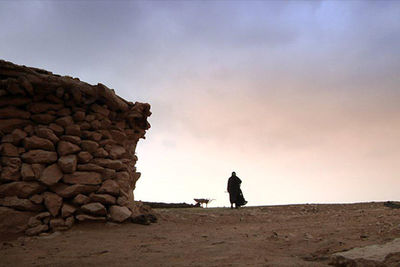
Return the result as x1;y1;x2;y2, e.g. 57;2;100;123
1;202;400;266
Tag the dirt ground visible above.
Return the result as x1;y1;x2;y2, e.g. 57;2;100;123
1;202;400;266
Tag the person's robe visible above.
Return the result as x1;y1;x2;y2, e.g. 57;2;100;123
227;175;242;204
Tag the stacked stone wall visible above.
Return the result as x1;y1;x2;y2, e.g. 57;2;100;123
0;60;153;236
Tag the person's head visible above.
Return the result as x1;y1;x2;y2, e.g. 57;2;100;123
232;171;236;176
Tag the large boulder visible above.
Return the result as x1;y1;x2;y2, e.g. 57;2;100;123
109;205;131;222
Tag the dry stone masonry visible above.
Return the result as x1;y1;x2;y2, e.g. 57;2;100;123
0;60;154;236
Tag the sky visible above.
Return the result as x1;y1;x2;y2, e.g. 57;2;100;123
1;1;400;207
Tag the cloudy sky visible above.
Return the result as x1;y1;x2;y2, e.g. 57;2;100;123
1;1;399;206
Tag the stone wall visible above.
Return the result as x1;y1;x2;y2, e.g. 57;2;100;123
0;60;153;236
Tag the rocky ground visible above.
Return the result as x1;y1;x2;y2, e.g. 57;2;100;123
1;202;400;266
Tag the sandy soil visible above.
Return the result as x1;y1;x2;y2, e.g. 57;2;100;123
1;202;400;266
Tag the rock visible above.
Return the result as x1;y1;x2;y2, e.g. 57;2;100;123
85;114;96;122
75;214;106;222
98;180;120;196
61;203;76;218
21;163;35;181
49;123;64;136
34;211;51;220
65;216;74;228
1;165;21;182
21;150;57;164
91;104;110;117
102;168;116;180
90;120;101;130
65;125;81;136
40;163;63;186
79;121;90;130
81;202;107;216
57;141;81;156
115;171;131;198
57;108;71;116
1;134;13;143
28;102;63;113
31;114;56;124
0;106;30;119
29;194;43;205
43;192;63;217
90;193;116;205
55;116;74;127
77;163;104;172
32;164;45;179
56;87;64;98
72;194;90;206
1;143;19;156
93;147;108;158
63;171;102;185
11;129;27;145
35;127;59;144
109;145;127;159
85;131;102;142
100;119;112;129
109;129;127;145
0;96;30;107
73;111;85;122
24;124;34;135
24;136;55;151
0;182;45;198
60;135;81;145
50;183;99;198
77;151;93;163
25;224;48;236
58;155;77;173
28;216;41;228
0;119;30;134
49;218;66;230
109;205;131;222
0;196;44;211
91;159;124;170
80;140;99;153
0;157;21;182
0;206;35;235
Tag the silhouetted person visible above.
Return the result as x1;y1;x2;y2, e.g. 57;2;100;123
227;171;247;209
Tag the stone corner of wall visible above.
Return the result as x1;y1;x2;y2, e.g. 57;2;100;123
0;60;156;237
